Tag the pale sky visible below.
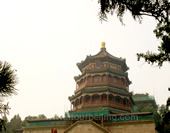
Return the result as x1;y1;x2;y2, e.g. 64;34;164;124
0;0;169;120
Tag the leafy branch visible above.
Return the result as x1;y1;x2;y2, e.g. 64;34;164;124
98;0;170;66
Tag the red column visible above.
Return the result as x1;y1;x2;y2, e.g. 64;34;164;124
90;96;92;104
114;96;115;104
84;96;86;105
106;75;108;82
79;99;80;105
100;95;102;104
82;96;84;105
107;94;109;104
121;98;123;106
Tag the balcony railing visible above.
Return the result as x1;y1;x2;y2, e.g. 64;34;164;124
75;82;127;93
72;101;131;111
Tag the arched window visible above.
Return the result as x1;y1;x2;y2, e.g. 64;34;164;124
115;96;121;104
88;76;93;83
123;98;128;106
102;75;107;82
92;94;99;104
101;94;107;103
85;95;90;104
108;75;112;82
113;76;119;84
109;94;114;103
121;78;125;86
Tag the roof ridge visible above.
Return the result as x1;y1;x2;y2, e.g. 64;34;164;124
64;120;109;133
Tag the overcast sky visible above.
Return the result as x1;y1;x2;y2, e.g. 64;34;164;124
0;0;169;120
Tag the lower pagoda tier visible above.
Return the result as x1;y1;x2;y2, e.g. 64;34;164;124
69;87;134;114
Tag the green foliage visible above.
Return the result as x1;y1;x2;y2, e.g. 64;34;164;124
0;61;18;97
98;0;170;66
5;114;47;132
137;22;170;66
22;115;37;127
140;103;156;113
136;104;169;132
159;104;167;117
155;104;170;132
53;114;59;119
0;119;6;132
6;114;22;133
37;114;47;119
22;114;47;126
137;103;161;125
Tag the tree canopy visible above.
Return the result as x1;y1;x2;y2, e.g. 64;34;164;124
155;104;170;132
98;0;170;66
0;61;18;131
6;114;22;133
0;61;18;97
5;114;47;132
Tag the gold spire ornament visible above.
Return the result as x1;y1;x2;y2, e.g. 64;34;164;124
101;42;105;48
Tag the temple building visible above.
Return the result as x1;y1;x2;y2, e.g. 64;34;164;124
132;93;157;111
24;42;156;133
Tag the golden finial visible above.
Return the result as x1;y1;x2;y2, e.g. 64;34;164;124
101;42;105;48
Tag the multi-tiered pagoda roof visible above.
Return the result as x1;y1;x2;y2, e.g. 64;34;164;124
68;42;134;116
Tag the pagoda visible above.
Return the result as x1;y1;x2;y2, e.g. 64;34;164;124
24;42;155;133
68;42;134;117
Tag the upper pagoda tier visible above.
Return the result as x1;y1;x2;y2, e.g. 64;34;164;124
74;42;131;88
77;42;129;73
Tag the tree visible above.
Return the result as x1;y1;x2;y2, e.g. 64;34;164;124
6;114;22;133
98;0;170;66
139;103;157;113
22;115;37;127
0;61;18;132
22;114;47;127
136;103;161;126
0;61;18;96
37;114;47;119
155;104;170;132
53;114;59;119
